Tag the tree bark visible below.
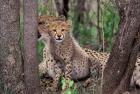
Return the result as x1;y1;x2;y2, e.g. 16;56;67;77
54;0;69;19
113;38;140;94
0;0;24;93
23;0;41;94
96;0;102;47
63;0;69;18
76;0;86;23
43;0;48;6
102;0;140;94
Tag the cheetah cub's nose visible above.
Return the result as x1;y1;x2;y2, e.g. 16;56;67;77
57;35;62;38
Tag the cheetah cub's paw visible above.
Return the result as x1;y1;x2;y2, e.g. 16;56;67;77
83;78;92;87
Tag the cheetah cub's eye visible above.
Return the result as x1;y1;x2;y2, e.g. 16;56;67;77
53;29;56;32
61;29;65;32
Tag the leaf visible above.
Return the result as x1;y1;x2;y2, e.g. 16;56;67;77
69;80;74;87
66;89;72;94
62;82;66;90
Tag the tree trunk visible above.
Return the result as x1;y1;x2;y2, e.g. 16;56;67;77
63;0;69;18
23;0;41;94
43;0;48;6
102;0;140;94
0;0;24;93
96;0;102;48
54;0;69;19
76;0;86;23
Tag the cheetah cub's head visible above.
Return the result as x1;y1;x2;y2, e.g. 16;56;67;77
47;20;71;43
38;15;72;43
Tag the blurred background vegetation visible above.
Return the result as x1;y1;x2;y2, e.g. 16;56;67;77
20;0;120;62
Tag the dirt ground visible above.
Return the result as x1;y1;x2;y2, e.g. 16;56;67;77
40;69;140;94
40;70;102;94
41;76;140;94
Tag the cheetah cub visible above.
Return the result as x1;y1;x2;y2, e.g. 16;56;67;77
38;25;62;90
38;15;140;90
39;19;101;89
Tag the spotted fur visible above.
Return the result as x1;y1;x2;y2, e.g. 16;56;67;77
85;48;140;87
38;19;101;90
38;35;62;91
38;15;140;90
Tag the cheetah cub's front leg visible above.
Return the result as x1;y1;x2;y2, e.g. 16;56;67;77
59;56;73;90
64;61;73;90
39;47;62;91
38;37;62;91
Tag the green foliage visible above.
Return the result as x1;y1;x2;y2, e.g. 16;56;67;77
38;0;49;15
38;0;57;16
101;1;120;51
69;0;119;51
61;77;78;94
37;41;45;62
70;4;98;47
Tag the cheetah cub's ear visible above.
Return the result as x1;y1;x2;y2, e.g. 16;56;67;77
38;24;48;34
38;24;50;42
